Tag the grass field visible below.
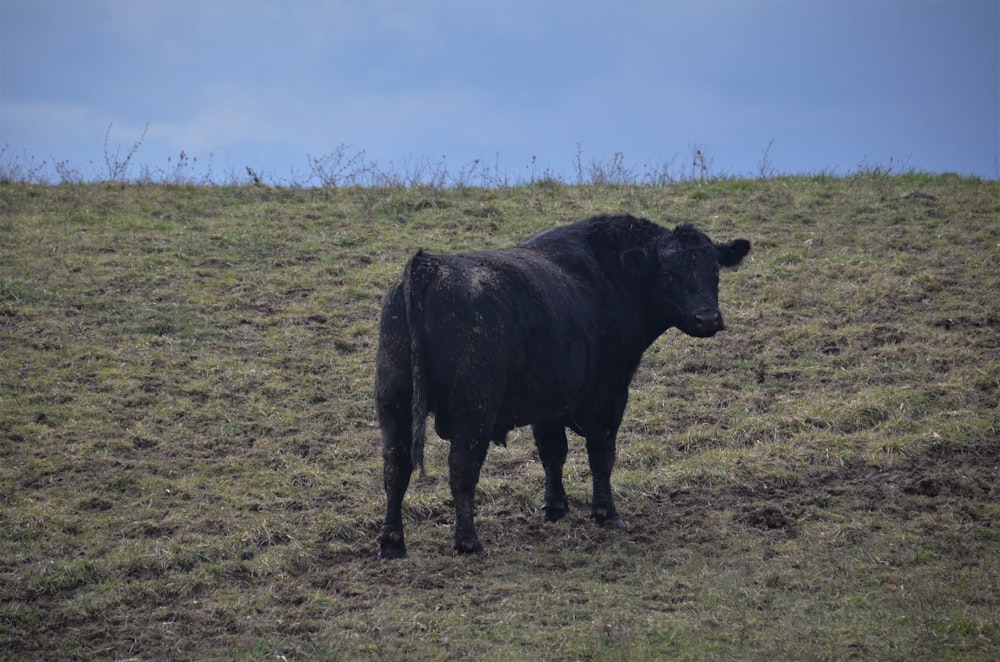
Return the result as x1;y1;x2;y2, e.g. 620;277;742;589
1;174;998;660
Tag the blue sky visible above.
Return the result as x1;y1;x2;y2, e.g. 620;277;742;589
1;1;997;183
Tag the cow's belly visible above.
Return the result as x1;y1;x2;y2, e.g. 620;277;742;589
494;336;590;428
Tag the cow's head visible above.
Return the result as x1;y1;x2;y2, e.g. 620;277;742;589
653;224;750;338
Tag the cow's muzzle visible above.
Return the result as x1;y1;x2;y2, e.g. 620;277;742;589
690;308;725;337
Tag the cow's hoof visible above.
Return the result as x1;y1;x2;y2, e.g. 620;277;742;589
606;516;629;530
378;529;407;560
593;508;628;530
454;537;485;557
543;500;569;522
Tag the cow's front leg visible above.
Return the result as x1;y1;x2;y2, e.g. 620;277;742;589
449;435;490;556
585;431;627;529
532;421;570;521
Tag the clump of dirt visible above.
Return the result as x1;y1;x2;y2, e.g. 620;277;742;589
740;506;793;531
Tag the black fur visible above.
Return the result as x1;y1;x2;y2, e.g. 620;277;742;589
375;214;750;558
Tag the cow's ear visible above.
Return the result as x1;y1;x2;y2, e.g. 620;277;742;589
717;239;750;268
620;248;650;276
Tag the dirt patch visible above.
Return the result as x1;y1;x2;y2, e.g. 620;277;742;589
728;443;998;533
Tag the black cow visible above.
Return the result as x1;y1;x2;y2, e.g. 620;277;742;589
375;214;750;558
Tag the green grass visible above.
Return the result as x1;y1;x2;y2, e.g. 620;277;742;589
1;175;998;659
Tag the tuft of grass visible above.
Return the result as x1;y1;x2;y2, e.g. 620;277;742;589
1;175;997;660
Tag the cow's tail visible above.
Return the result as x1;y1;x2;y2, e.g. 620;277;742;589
403;250;435;477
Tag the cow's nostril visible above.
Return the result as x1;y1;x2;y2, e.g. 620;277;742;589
694;309;720;324
693;309;724;333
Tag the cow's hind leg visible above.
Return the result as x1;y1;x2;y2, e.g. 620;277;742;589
532;421;570;522
449;433;490;556
377;404;412;559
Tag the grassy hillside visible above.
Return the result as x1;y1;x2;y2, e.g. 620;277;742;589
1;174;998;660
